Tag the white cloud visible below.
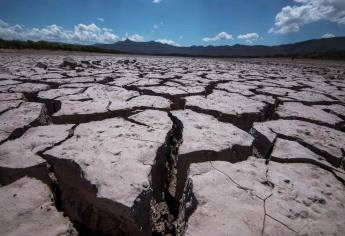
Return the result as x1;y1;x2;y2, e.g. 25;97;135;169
97;17;105;22
152;0;162;3
202;32;232;42
101;27;113;32
270;0;345;34
152;22;163;30
0;19;118;44
128;33;145;42
155;39;180;47
0;19;9;28
237;33;259;43
72;23;118;43
321;32;335;38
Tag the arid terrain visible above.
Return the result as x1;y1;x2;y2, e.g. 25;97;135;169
0;52;344;236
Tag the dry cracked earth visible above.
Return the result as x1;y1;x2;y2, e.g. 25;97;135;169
0;53;345;236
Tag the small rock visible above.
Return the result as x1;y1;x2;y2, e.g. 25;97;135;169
60;57;78;69
36;62;48;69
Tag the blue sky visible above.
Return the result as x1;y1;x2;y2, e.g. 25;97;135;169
0;0;344;46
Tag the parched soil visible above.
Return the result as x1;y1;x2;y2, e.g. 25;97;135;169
0;52;344;236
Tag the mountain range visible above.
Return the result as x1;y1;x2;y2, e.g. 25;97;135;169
95;37;345;58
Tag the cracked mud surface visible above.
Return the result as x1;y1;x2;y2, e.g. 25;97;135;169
0;53;344;236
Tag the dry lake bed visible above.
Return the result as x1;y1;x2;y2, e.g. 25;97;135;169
0;52;344;236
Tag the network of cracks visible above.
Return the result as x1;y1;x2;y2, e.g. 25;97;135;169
0;54;345;236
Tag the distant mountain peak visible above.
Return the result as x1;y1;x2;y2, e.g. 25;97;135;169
95;36;345;57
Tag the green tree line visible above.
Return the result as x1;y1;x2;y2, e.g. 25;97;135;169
0;38;119;54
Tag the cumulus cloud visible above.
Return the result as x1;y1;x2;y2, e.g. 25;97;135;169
155;39;180;47
0;19;118;44
0;19;9;28
128;33;145;42
202;32;232;42
270;0;345;34
321;32;335;38
152;0;162;3
97;17;105;22
237;33;259;43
